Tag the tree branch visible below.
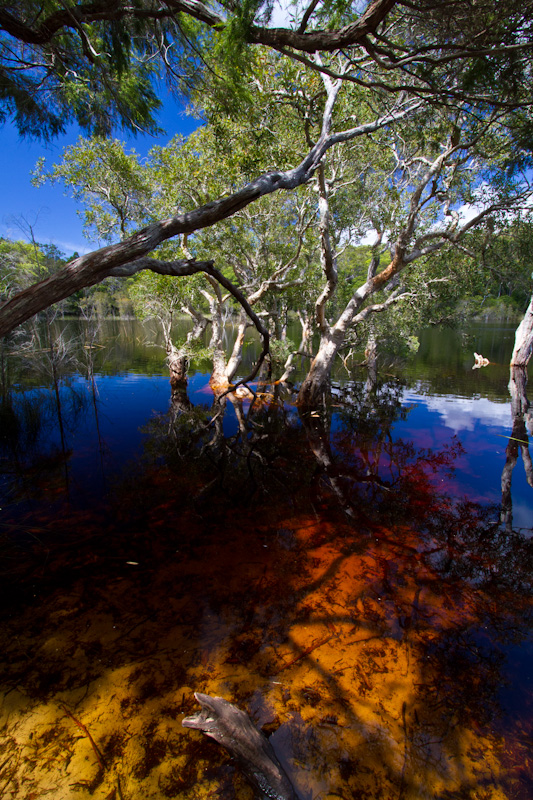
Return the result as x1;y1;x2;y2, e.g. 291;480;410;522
0;93;417;338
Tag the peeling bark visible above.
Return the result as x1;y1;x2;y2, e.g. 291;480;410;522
167;344;189;385
314;164;337;333
509;366;530;418
297;329;342;408
279;311;313;384
365;330;378;392
226;311;253;383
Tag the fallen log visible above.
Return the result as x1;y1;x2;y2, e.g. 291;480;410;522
182;692;297;800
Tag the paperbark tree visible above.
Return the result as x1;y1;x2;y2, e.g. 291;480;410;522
36;118;320;391
128;269;209;386
296;95;533;406
0;73;419;344
508;293;533;417
2;0;533;352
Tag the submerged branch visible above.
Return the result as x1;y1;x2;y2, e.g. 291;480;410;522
183;693;297;800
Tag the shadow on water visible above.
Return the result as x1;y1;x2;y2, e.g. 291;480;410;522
0;360;532;800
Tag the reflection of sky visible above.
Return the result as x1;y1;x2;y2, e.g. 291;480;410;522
394;389;532;524
4;372;531;531
404;390;512;435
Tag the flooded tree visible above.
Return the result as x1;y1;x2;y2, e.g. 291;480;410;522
297;97;533;405
2;1;533;352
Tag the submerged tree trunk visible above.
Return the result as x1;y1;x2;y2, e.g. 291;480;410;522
297;329;343;407
167;342;189;385
207;286;231;397
163;308;208;388
364;329;378;393
501;377;533;531
502;299;533;528
278;311;313;385
226;310;253;383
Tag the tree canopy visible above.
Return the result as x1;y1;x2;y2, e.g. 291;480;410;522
1;0;533;389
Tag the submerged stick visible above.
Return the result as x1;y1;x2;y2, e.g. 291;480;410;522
61;703;106;770
277;633;334;672
182;692;297;800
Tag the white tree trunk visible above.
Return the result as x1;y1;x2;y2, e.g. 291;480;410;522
226;311;252;382
510;294;533;367
508;293;533;416
297;329;344;406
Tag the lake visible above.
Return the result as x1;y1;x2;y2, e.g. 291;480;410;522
0;318;532;800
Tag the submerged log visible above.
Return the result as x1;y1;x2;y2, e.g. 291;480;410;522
182;692;297;800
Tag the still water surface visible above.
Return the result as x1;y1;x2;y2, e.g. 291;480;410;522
0;319;532;800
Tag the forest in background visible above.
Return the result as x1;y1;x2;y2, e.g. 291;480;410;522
1;219;531;373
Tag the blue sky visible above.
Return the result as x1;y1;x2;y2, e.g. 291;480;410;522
0;96;201;257
0;2;297;259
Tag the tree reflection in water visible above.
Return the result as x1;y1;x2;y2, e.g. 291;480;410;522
0;380;532;800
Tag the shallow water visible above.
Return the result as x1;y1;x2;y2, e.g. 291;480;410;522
0;320;532;800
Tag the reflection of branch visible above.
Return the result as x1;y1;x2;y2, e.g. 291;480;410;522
502;370;533;530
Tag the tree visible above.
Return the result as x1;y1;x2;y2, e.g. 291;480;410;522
295;89;533;405
2;0;533;369
128;268;209;386
33;117;314;386
0;0;165;139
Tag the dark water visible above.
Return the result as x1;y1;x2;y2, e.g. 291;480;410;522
0;319;532;800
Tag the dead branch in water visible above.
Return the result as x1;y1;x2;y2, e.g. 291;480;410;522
60;703;106;770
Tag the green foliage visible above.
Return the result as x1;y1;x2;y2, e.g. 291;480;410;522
0;1;163;139
33;137;154;241
6;0;533;374
0;237;66;301
269;337;295;367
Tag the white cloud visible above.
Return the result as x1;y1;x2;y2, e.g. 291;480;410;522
0;220;92;257
456;181;533;227
404;390;512;435
268;0;294;27
52;239;93;256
